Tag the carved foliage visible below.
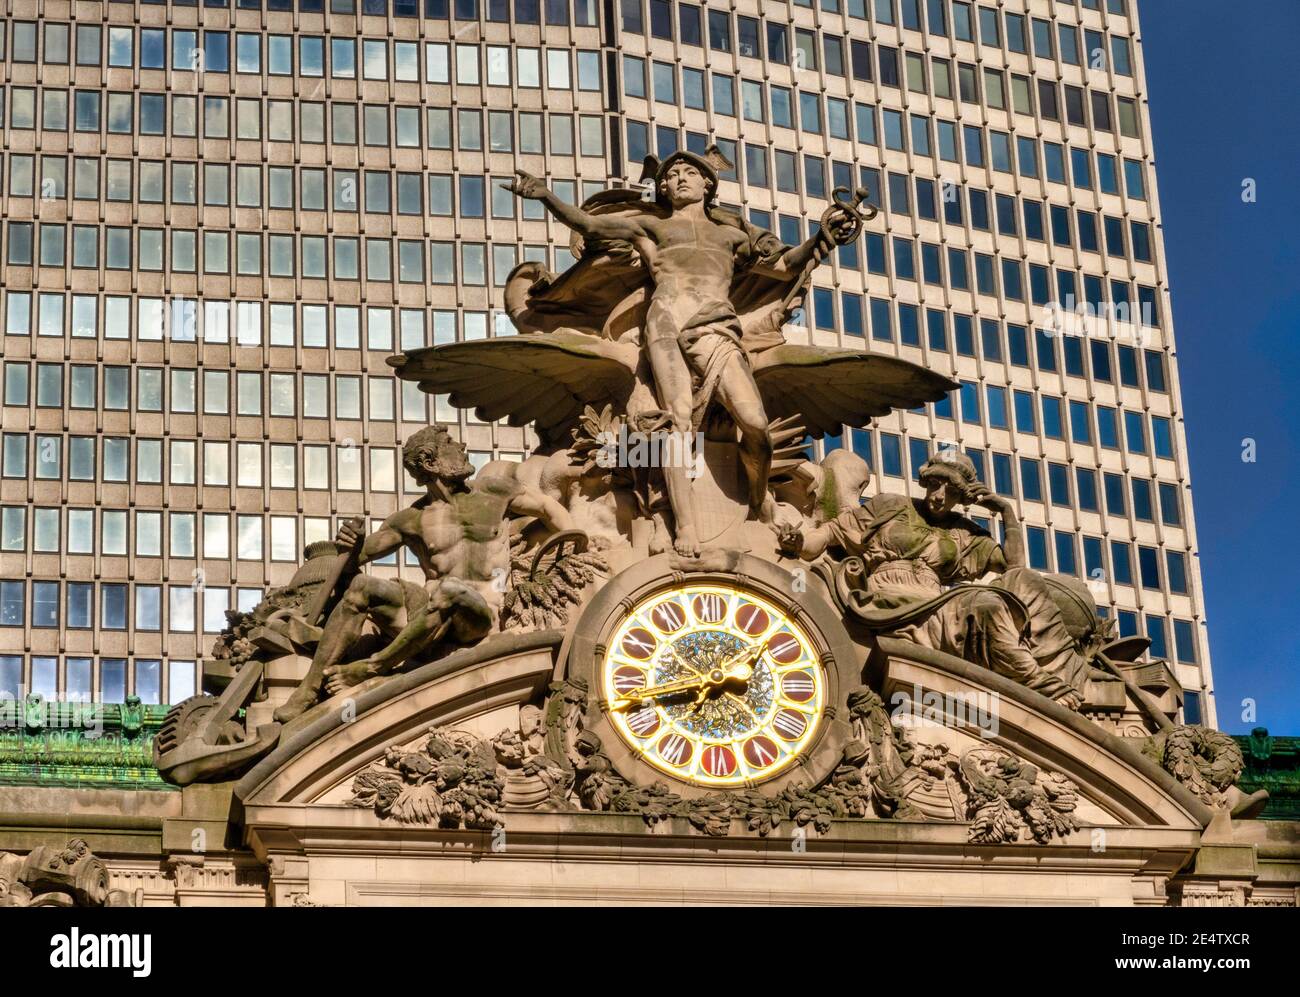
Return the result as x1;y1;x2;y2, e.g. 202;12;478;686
348;730;504;829
1143;724;1246;810
574;728;853;837
0;839;137;907
502;536;610;632
843;686;1080;844
960;748;1080;845
346;679;596;826
349;683;1080;844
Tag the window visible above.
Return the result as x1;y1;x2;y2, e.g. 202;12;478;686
97;581;128;630
1118;97;1140;138
1124;410;1147;454
952;2;973;40
1166;551;1188;594
986;387;1008;429
1075;469;1098;512
1111;542;1133;587
870;433;899;478
1157;482;1182;527
97;658;127;703
1112;36;1133;76
1132;478;1154;521
0;654;20;698
709;9;731;51
0;508;24;552
0;582;24;629
1174;621;1197;665
1139;546;1161;591
1004;12;1026;52
1;366;28;410
845;39;873;87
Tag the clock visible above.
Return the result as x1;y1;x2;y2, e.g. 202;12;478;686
603;582;826;786
569;555;857;796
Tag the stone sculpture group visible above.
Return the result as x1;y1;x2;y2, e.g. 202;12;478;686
156;147;1264;835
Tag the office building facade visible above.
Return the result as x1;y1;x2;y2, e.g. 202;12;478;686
0;0;1213;726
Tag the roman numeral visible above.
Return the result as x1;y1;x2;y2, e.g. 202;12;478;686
659;734;692;766
745;737;778;767
651;601;686;632
621;628;657;659
773;709;807;739
768;634;801;662
693;593;725;623
627;707;659;736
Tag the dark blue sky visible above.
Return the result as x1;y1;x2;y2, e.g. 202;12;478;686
1141;1;1300;733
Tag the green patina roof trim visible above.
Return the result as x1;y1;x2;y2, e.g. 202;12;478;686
1233;728;1300;821
0;690;1294;814
0;695;178;792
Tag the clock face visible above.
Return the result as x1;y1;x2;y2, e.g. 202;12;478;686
601;582;826;788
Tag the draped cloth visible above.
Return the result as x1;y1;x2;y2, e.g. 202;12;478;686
677;299;749;431
829;495;1089;702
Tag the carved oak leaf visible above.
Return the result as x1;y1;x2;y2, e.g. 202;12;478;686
639;781;687;825
735;789;786;836
580;772;620;813
684;794;736;837
349;769;399;810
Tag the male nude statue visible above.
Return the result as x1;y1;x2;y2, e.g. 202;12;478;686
505;152;858;557
273;425;573;722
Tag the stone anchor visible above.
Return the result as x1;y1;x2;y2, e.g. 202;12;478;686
152;518;366;784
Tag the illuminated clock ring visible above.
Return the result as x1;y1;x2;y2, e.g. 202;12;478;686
601;582;827;788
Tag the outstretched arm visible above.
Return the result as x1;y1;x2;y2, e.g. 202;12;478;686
504;170;647;243
773;204;863;274
509;483;574;533
334;514;406;566
777;522;835;561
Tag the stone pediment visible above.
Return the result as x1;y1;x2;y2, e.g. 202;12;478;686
872;637;1211;833
235;607;1209;840
229;609;1233;907
148;174;1280;904
236;631;563;811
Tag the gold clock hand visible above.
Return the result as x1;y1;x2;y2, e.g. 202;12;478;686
614;673;708;705
616;641;765;710
688;658;758;708
617;657;755;709
714;641;764;674
708;646;765;720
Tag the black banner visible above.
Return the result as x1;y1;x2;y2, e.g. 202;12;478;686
0;907;1289;982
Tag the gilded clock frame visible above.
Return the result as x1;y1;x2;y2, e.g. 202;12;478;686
566;553;861;798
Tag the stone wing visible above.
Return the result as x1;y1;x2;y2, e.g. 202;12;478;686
387;331;639;444
752;344;958;437
504;191;667;338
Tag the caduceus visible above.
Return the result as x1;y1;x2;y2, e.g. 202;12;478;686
780;186;879;312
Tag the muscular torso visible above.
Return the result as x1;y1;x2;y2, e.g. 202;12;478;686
393;479;520;605
637;214;749;328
